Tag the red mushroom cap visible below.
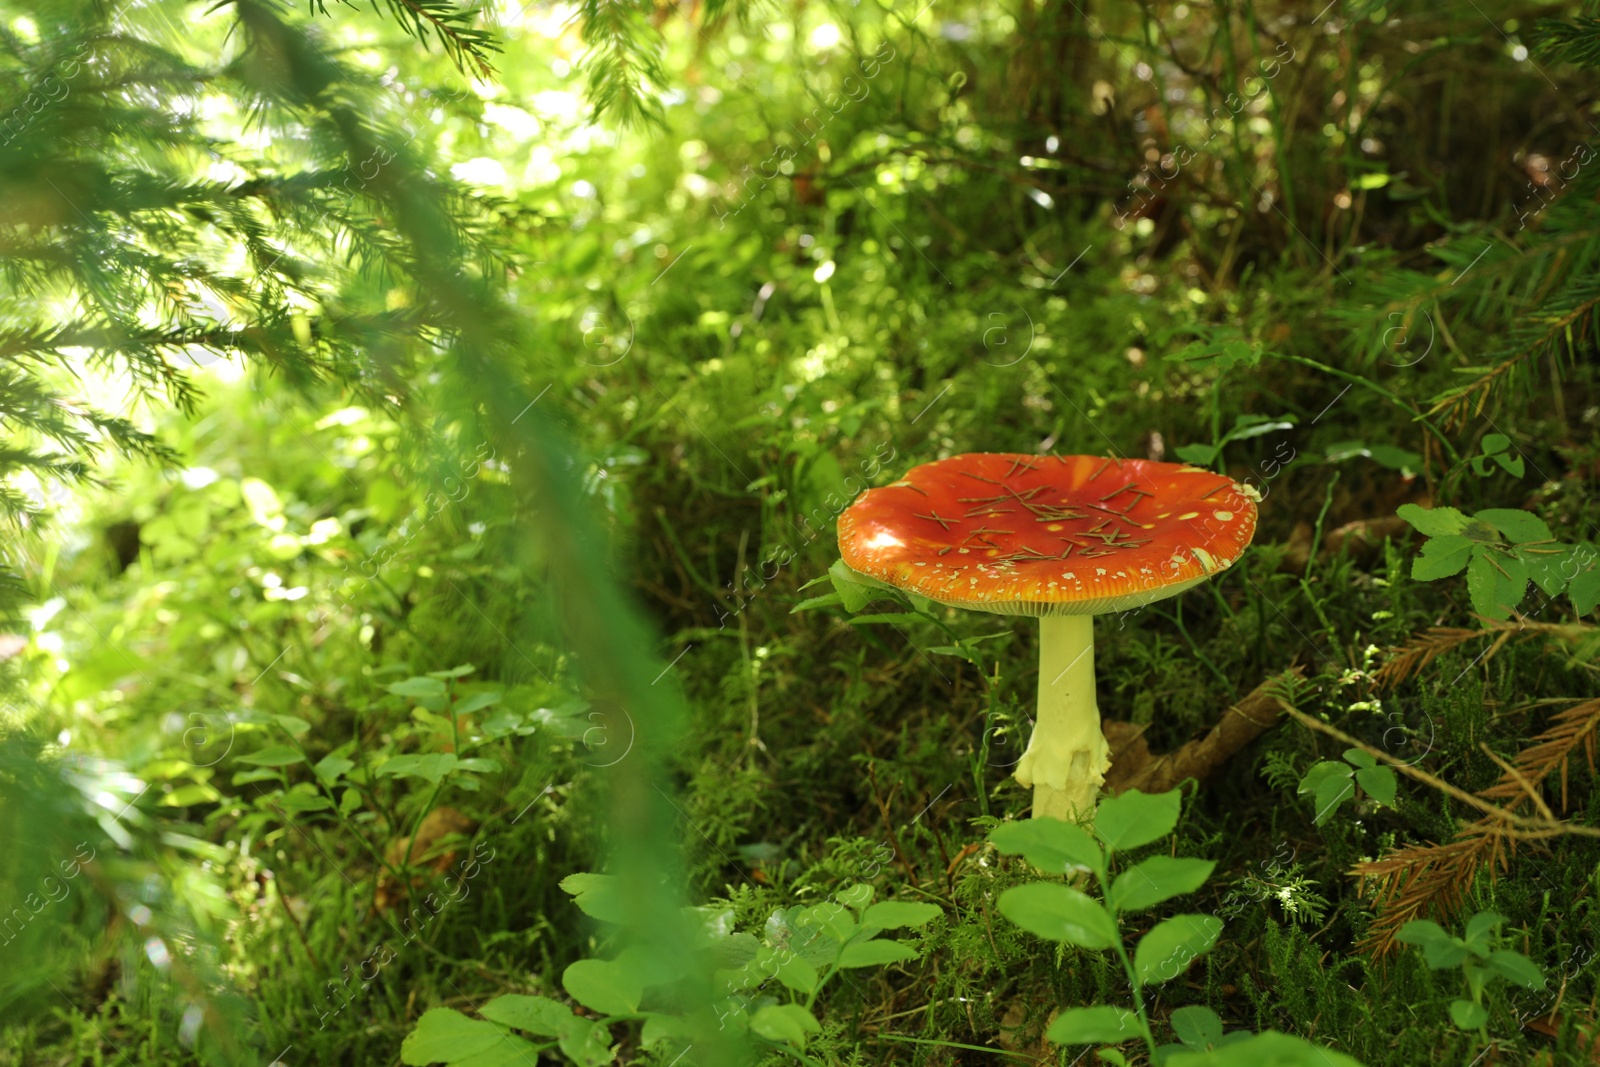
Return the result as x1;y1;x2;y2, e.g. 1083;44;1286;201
838;453;1259;616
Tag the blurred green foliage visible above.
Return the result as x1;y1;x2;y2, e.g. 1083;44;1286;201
5;0;1600;1063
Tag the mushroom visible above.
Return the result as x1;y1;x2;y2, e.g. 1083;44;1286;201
838;453;1258;821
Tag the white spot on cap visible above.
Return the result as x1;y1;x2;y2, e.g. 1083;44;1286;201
1214;510;1234;521
1178;512;1199;520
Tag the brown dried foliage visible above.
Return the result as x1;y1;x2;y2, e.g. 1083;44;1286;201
1354;698;1600;956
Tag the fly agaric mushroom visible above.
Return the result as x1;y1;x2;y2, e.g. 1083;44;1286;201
838;453;1258;821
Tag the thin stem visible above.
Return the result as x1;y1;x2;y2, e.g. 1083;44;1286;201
1099;869;1160;1058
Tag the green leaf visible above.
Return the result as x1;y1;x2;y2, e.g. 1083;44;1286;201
562;958;642;1015
1487;949;1547;990
1396;920;1469;968
1366;444;1423;473
399;1008;507;1065
313;754;354;783
1449;999;1487;1030
1397;503;1469;537
1164;1031;1365;1066
1134;914;1222;985
1517;543;1572;597
997;882;1119;949
1355;765;1397;807
1412;535;1474;580
1094;788;1182;853
272;714;311;737
1298;761;1352;793
1495;452;1526;478
837;938;919;968
275;791;333;814
1466;549;1529;620
557;1017;614;1067
237;744;305;767
1108;857;1216;913
1482;433;1511;454
479;995;573;1036
1571;559;1600;615
453;691;503;714
790;592;843;613
160;783;221;807
773;952;819;994
749;1004;820;1047
1222;417;1296;444
560;872;627;923
1476;509;1552;545
1342;749;1376;770
377;753;459;784
1298;761;1355;825
1311;773;1355;824
1170;1005;1224;1050
989;819;1104;875
389;676;448;699
861;901;942;929
1044;1005;1141;1044
829;560;873;613
1462;911;1504;947
467;1036;544;1067
1174;443;1219;465
639;1013;682;1050
798;901;855;942
835;883;874;910
426;665;477;679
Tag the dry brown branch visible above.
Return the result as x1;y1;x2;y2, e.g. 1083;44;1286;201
1478;741;1556;823
1351;698;1600;956
1371;627;1491;690
1103;670;1302;795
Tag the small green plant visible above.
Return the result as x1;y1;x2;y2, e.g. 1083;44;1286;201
1470;433;1524;478
1395;912;1547;1045
987;789;1364;1066
1297;749;1397;826
1397;503;1600;619
398;877;941;1064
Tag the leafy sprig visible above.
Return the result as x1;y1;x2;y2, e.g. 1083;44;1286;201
1397;503;1600;620
1298;749;1397;826
1396;912;1546;1045
987;789;1366;1066
402;878;941;1063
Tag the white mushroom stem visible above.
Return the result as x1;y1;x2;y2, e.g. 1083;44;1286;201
1013;614;1110;821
